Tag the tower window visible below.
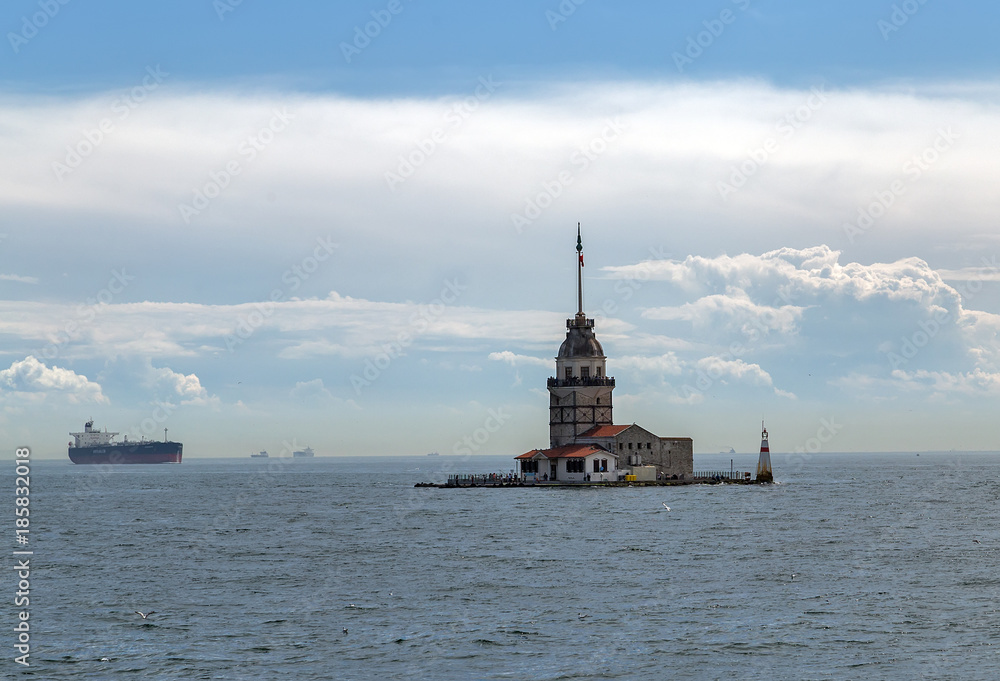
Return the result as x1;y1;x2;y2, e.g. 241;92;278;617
581;366;590;379
564;367;572;380
596;367;602;377
596;398;600;405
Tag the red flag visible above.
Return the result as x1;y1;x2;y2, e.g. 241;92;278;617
579;253;584;267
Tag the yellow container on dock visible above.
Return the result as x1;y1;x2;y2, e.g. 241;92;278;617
625;474;637;482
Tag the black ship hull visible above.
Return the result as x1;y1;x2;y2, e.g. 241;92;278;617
68;441;183;464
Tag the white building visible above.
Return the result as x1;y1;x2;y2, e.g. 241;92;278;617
515;444;617;483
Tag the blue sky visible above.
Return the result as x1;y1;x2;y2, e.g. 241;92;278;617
2;1;1000;459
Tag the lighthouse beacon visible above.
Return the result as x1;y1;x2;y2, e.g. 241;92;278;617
755;422;773;483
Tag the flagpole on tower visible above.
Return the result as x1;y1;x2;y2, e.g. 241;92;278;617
576;223;584;319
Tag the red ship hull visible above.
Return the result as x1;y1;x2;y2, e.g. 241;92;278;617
68;442;183;464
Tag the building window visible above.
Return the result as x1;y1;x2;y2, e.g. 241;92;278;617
593;459;600;473
596;367;602;377
601;459;608;472
521;460;538;473
618;443;623;450
596;398;600;405
628;442;633;449
646;443;651;449
567;458;585;473
581;366;590;379
564;367;572;380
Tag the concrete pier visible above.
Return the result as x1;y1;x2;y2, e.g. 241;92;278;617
415;471;769;488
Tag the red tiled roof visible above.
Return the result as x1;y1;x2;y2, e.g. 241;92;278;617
515;449;544;460
516;444;609;460
579;424;631;438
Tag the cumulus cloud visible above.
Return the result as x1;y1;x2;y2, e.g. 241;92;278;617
0;355;107;403
642;287;803;337
290;378;334;400
488;351;551;368
145;362;213;406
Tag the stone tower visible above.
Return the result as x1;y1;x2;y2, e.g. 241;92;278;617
548;226;615;448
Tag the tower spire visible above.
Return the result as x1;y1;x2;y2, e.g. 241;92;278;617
576;223;584;319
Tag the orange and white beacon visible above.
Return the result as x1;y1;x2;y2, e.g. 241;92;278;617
755;421;773;483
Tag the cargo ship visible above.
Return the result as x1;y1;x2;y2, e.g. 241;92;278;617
293;446;314;458
251;450;269;458
68;420;182;464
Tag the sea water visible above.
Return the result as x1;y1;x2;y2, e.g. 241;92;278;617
5;452;1000;680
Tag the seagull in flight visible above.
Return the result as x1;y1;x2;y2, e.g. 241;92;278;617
343;627;349;634
134;611;155;619
662;503;671;511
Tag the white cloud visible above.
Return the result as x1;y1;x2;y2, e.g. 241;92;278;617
1;80;996;253
0;355;107;404
145;362;213;406
488;351;551;368
3;78;1000;451
614;353;684;375
290;378;334;400
0;274;38;284
642;287;803;336
890;368;1000;396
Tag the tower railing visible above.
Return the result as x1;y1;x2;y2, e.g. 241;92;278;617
547;377;615;388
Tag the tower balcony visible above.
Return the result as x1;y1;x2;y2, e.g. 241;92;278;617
547;376;615;388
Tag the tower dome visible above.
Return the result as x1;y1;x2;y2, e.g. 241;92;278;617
558;324;605;358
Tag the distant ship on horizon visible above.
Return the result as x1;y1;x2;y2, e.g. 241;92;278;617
68;420;182;464
293;446;315;458
251;450;269;458
427;451;440;457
